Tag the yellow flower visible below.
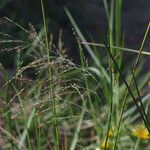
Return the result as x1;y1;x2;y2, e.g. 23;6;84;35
108;129;113;137
148;81;150;87
132;124;150;140
101;139;111;149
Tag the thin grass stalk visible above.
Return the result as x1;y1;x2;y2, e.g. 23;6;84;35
81;42;150;56
69;109;85;150
13;85;32;149
77;39;101;135
65;7;110;82
2;66;14;149
65;7;150;148
104;64;114;150
65;7;147;123
0;125;26;149
105;1;121;148
35;118;41;150
109;0;114;54
35;82;42;150
108;0;122;135
115;0;122;47
108;6;115;130
102;0;109;21
115;0;122;67
132;71;150;129
41;0;60;149
18;108;35;149
113;22;150;150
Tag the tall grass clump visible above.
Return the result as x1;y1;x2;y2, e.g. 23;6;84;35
0;0;150;149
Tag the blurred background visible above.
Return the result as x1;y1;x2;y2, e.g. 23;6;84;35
0;0;150;70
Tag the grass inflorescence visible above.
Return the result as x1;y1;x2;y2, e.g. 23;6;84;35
0;1;150;150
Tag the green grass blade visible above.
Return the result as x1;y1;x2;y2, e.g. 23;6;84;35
41;1;60;149
69;109;85;150
18;108;35;149
64;7;110;82
102;0;109;20
113;22;150;150
132;71;150;130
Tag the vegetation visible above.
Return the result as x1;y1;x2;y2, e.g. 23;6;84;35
0;0;150;149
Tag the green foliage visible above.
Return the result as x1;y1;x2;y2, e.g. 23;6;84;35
0;1;150;150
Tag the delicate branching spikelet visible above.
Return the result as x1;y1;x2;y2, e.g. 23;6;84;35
0;18;94;149
0;19;86;127
1;7;150;149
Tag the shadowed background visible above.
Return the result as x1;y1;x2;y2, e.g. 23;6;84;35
0;0;150;71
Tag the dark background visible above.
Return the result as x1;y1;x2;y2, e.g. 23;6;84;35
0;0;150;71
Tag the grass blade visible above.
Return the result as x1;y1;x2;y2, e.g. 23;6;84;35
64;7;110;82
18;108;35;149
69;109;85;150
113;22;150;150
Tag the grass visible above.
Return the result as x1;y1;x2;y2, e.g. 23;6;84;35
0;1;150;150
41;0;60;149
